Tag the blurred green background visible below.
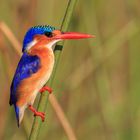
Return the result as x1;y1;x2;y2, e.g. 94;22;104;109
0;0;140;140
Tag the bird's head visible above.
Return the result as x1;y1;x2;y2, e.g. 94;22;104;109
23;25;94;53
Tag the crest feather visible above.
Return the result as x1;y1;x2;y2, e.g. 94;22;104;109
23;25;56;52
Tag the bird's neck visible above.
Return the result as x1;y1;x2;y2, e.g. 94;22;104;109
29;47;54;60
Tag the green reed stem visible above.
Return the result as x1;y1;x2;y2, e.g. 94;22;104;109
29;0;77;140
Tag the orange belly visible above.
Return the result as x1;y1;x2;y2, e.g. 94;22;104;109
16;47;54;107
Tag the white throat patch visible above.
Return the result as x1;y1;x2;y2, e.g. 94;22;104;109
46;39;61;49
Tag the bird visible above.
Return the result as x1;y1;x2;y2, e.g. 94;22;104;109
9;25;94;127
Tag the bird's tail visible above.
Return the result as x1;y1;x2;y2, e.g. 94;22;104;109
14;105;25;127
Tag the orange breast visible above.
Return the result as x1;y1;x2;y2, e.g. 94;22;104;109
16;47;54;107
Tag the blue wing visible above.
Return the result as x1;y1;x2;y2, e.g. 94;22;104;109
9;53;40;105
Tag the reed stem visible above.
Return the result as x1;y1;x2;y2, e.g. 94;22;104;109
29;0;78;140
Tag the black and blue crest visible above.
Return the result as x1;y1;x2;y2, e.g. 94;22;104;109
23;25;56;52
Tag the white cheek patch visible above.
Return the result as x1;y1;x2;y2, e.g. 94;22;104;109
26;39;61;51
46;39;61;49
26;40;38;51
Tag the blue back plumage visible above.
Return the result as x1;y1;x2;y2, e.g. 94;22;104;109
23;25;55;52
10;53;40;105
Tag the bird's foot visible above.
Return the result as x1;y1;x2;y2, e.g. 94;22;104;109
34;112;45;122
39;86;52;94
28;105;45;122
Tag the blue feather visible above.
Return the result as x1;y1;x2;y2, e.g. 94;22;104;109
9;53;40;105
23;25;55;52
14;105;20;127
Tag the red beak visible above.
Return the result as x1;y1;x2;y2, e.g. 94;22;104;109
54;32;95;40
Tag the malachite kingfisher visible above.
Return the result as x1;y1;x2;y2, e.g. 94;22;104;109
9;25;95;127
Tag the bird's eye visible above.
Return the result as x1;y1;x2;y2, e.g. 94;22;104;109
44;31;53;37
